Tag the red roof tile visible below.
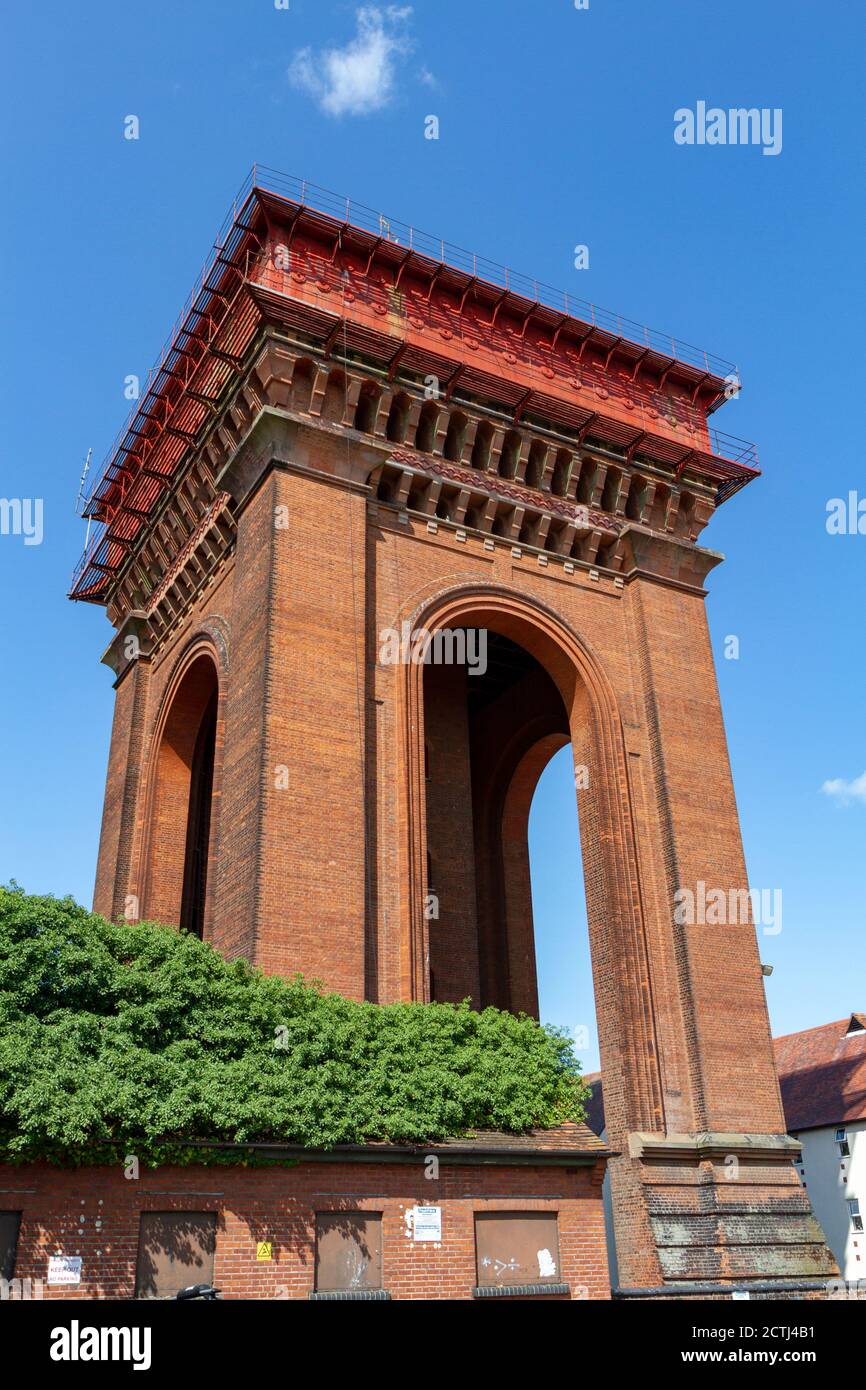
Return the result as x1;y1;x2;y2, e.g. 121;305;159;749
426;1122;608;1155
573;1017;866;1138
194;1121;610;1163
775;1014;866;1132
345;1121;609;1158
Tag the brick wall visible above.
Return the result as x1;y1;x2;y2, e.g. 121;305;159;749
1;1158;610;1301
424;661;480;1003
86;398;831;1291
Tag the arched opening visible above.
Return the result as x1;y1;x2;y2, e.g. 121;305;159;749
320;369;347;424
290;358;315;414
434;485;459;522
524;439;548;490
144;652;219;937
576;458;598;506
180;687;217;937
550;449;573;498
601;467;622;514
677;490;696;537
406;587;663;1156
422;629;591;1025
415;400;440;454
385;391;411;443
497;429;521;479
354;380;381;434
650;482;670;531
625;474;650;522
443;410;468;462
470;419;495;470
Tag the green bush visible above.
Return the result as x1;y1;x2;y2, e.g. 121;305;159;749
0;885;587;1166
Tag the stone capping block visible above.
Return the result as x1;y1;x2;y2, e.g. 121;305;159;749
101;610;155;681
628;1131;802;1162
620;522;724;593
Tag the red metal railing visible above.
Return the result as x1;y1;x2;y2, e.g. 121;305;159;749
245;166;739;378
70;165;754;600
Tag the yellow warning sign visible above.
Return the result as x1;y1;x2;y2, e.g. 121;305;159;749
256;1241;273;1262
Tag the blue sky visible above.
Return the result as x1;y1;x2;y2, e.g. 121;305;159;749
1;1;863;1071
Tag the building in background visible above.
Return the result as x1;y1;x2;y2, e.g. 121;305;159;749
586;1017;866;1291
775;1014;866;1283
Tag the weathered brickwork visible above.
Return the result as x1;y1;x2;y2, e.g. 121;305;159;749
2;1156;610;1301
76;182;837;1295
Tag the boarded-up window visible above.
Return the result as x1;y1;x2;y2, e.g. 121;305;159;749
134;1211;217;1299
0;1212;21;1282
474;1212;561;1287
315;1212;382;1292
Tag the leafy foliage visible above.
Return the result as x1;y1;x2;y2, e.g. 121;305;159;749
0;886;587;1166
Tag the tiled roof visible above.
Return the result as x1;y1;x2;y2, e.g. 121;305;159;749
775;1014;866;1133
194;1121;610;1164
326;1121;609;1159
420;1121;608;1155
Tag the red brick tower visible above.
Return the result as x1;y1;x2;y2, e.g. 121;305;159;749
72;169;835;1296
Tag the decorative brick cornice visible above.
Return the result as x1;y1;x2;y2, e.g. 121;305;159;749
146;492;231;613
101;610;155;681
386;446;620;534
70;179;758;607
96;328;736;622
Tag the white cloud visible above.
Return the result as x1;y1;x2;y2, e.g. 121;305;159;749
290;7;416;118
821;770;866;805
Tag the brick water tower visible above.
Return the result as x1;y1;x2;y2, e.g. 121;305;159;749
72;168;835;1297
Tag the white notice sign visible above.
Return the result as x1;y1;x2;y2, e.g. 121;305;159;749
47;1256;82;1286
410;1206;442;1242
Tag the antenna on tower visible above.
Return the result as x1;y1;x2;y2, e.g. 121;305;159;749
75;448;93;516
76;447;95;554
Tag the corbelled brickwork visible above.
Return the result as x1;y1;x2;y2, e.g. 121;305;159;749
74;178;836;1296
